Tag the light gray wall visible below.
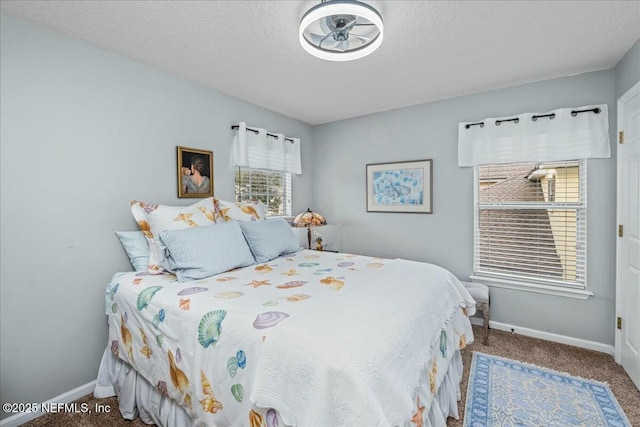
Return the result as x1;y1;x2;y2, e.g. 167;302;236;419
0;12;313;416
615;37;640;99
312;70;618;346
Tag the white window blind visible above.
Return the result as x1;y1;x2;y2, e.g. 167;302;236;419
235;167;291;217
474;160;586;289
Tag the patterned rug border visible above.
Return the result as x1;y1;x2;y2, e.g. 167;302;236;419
463;351;632;427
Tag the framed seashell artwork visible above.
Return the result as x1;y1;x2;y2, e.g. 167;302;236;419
366;159;432;213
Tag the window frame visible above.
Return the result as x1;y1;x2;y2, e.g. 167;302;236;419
235;167;292;217
470;159;593;300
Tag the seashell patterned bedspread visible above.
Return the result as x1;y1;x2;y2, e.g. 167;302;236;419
104;250;476;426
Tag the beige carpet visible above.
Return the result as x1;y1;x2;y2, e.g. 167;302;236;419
22;326;640;426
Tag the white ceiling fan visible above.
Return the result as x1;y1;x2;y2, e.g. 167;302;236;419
299;0;384;62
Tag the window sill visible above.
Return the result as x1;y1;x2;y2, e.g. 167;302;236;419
469;275;593;300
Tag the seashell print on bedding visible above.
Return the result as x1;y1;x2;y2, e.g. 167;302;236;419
236;350;246;368
286;294;310;302
281;269;299;276
168;349;189;394
137;220;153;238
152;309;166;329
120;314;133;361
231;383;244;402
131;200;158;215
139;328;152;358
298;263;319;268
337;262;354;268
177;287;208;296
439;330;447;358
266;408;279;427
215;291;244;299
107;283;119;300
252;311;289;329
255;264;273;273
179;298;190;310
110;340;119;356
136;286;163;311
429;359;438;394
156;380;168;396
199;370;223;413
227;357;238;378
249;410;264;427
320;276;344;291
276;281;307;289
216;276;237;282
174;213;199;227
239;205;260;219
197;206;216;222
197;310;227;348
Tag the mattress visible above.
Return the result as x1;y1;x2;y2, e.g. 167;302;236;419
95;250;475;426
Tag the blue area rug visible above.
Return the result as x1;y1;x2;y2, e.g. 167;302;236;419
464;352;631;427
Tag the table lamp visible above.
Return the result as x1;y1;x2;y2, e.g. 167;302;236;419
292;208;327;249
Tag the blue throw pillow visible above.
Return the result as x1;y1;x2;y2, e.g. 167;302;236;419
160;222;255;282
115;231;150;272
239;219;301;263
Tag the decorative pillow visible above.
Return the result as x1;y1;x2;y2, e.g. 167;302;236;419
115;231;149;272
130;198;218;273
239;219;301;263
214;198;267;222
160;222;255;282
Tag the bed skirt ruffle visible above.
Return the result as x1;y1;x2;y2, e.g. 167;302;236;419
95;344;465;427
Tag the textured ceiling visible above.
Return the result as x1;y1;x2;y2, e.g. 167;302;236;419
2;1;639;125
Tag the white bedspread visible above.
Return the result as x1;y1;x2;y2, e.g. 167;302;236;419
102;250;475;426
251;259;474;426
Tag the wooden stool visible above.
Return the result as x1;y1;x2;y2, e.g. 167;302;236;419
462;282;490;345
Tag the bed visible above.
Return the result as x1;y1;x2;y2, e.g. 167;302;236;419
95;199;476;427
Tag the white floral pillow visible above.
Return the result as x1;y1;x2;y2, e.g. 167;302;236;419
130;197;217;273
214;198;267;222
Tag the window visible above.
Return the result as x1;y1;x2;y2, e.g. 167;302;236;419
474;160;586;290
235;167;291;217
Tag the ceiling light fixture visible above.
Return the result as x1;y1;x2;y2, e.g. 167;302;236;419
299;0;383;62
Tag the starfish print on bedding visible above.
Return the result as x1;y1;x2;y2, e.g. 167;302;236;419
411;397;425;426
245;280;271;288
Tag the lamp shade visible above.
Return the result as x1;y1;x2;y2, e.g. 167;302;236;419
292;208;327;249
292;208;327;228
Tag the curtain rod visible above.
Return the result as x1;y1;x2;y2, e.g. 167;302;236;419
231;125;296;143
464;107;601;129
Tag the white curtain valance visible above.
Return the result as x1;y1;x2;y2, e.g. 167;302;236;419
231;122;302;174
458;104;611;167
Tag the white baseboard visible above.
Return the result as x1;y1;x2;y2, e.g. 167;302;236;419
469;317;615;356
0;381;96;427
